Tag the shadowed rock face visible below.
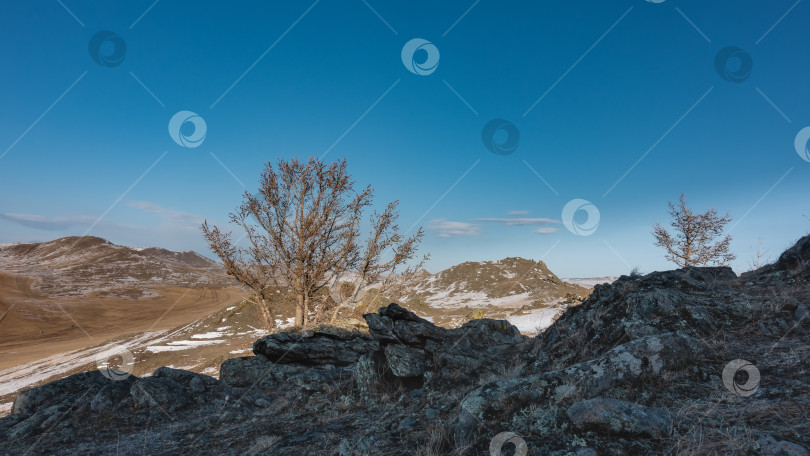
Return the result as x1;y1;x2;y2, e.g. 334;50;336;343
3;237;810;455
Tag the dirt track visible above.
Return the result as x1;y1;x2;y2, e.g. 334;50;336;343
0;271;246;371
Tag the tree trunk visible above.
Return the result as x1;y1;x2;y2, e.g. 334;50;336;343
303;295;310;327
295;294;304;327
258;296;274;328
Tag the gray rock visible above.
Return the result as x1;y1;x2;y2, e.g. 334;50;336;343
398;416;417;430
129;377;189;413
575;449;599;456
365;303;446;346
12;370;135;417
220;354;303;388
384;345;426;377
795;304;809;322
453;318;524;345
153;366;218;392
253;330;378;366
566;398;671;438
758;435;810;456
456;332;708;441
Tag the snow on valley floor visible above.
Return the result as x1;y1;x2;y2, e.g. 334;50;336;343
425;290;536;309
505;307;562;333
562;277;618;289
420;303;564;334
0;309;289;414
0;331;165;398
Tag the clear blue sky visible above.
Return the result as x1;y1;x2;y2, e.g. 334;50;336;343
1;0;809;277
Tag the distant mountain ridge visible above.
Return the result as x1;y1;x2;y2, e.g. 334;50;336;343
0;236;229;296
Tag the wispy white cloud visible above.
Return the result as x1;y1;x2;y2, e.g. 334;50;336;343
533;227;560;234
427;219;482;238
508;210;529;216
129;201;202;227
473;217;561;226
0;213;135;231
1;202;202;234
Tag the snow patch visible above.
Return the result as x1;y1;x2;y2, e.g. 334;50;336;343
145;339;226;353
0;331;165;397
190;331;226;339
505;308;562;334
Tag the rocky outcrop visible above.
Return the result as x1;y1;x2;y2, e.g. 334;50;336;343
455;332;709;441
3;237;810;455
252;326;379;366
566;398;672;438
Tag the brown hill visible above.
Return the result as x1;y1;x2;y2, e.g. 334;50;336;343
0;236;245;383
0;236;229;297
410;256;588;303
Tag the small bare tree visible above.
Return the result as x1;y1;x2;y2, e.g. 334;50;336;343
748;237;769;271
652;194;736;267
202;157;424;327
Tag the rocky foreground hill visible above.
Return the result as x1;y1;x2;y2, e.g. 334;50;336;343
2;237;810;455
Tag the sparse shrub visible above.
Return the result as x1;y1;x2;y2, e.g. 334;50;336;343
408;294;429;310
467;309;486;321
563;292;583;305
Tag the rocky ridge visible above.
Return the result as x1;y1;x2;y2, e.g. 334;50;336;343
403;257;589;308
2;236;810;455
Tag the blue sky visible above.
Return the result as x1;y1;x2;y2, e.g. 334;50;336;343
1;0;809;277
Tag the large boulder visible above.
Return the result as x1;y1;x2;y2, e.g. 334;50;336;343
253;327;378;366
220;354;305;388
566;397;672;438
383;345;427;378
129;367;224;415
359;304;527;393
12;370;136;417
364;303;446;346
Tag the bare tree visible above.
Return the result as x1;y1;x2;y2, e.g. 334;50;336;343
748;237;769;271
652;194;736;267
325;202;428;323
202;157;424;327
